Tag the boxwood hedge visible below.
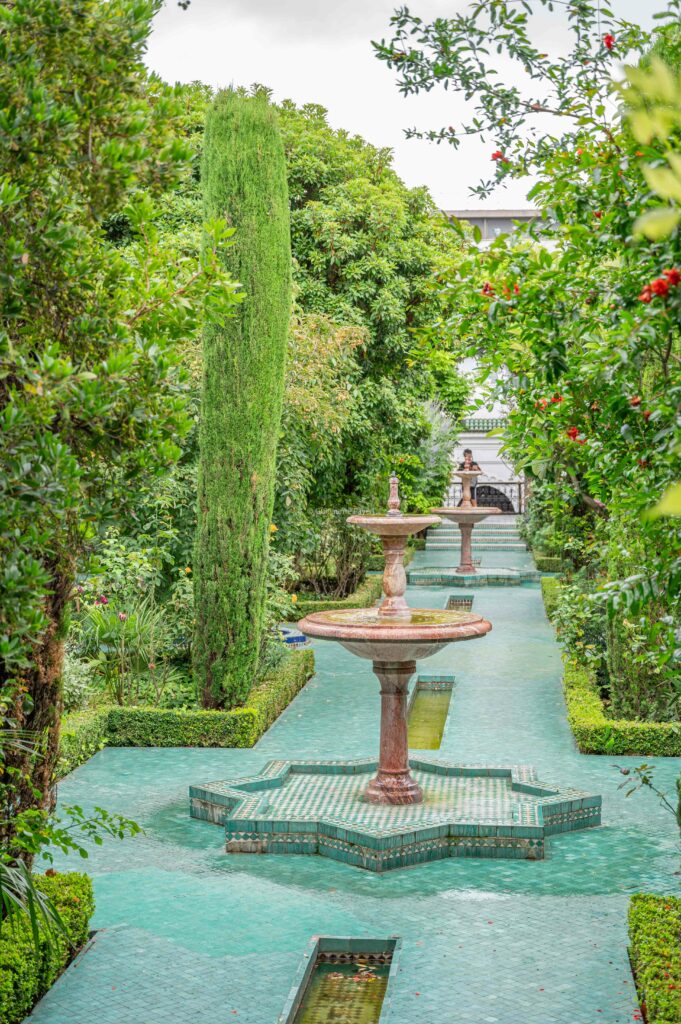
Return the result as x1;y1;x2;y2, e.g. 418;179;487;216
562;661;681;756
58;648;314;775
629;894;681;1024
0;872;94;1024
534;553;564;573
295;575;383;620
540;576;561;622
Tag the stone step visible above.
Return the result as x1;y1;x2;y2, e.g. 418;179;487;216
426;542;527;551
430;532;520;540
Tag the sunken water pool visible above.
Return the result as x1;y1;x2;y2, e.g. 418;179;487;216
280;937;399;1024
294;960;390;1024
407;674;454;750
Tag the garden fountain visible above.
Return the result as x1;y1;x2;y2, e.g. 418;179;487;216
297;474;491;805
431;469;501;575
189;475;601;870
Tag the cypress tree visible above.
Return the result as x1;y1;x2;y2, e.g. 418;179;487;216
194;91;291;708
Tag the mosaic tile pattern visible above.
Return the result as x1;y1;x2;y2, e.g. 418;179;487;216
26;549;678;1024
189;759;600;871
408;566;542;587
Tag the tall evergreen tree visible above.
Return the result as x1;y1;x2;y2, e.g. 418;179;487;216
194;92;291;708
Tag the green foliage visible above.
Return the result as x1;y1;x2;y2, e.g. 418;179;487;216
562;661;681;756
540;578;561;622
295;576;383;619
194;91;291;709
379;1;681;721
154;85;466;595
0;0;239;836
0;873;94;1024
59;650;314;756
57;711;109;779
629;894;681;1024
535;556;564;574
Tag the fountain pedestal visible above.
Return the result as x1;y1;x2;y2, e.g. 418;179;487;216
365;660;420;803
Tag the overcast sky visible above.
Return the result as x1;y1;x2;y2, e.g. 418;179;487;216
147;0;657;210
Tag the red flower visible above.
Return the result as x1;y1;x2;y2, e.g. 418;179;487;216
603;34;615;50
594;210;603;219
551;395;564;404
513;282;520;295
481;281;495;296
535;398;549;410
650;277;670;297
630;396;642;407
577;147;584;156
638;286;652;303
643;410;652;421
566;426;580;440
664;267;681;286
491;151;504;161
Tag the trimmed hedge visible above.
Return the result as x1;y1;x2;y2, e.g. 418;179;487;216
540;576;561;622
58;709;109;778
58;649;314;772
295;575;383;619
562;661;681;756
0;872;94;1024
534;552;564;573
629;894;681;1024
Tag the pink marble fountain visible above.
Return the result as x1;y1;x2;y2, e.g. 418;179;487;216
431;470;501;574
299;475;491;806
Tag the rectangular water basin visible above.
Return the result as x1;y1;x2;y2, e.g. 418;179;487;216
279;936;401;1024
407;676;454;750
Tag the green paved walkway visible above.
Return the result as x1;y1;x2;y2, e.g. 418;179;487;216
27;549;680;1023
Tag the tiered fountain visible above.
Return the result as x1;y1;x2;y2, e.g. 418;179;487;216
431;469;501;575
189;475;601;871
298;474;491;805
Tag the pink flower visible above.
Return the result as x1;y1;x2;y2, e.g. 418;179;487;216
118;612;127;622
94;595;108;606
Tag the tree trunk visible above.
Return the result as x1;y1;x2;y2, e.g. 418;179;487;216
3;555;73;862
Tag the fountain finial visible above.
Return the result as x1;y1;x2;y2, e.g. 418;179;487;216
387;472;401;517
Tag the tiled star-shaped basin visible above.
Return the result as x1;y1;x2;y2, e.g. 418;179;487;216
407;566;543;588
189;758;601;872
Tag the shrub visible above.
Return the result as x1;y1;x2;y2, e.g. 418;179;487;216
60;653;94;714
0;872;94;1024
534;554;564;573
562;661;681;756
629;894;681;1024
540;577;561;621
295;575;383;619
194;91;291;709
58;650;314;766
57;710;109;778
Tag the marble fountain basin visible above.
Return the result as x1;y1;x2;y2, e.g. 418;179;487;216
346;513;440;536
431;507;502;526
298;607;491;661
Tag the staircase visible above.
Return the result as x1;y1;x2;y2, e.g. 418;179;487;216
425;515;526;552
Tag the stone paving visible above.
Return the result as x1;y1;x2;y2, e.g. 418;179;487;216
27;547;681;1023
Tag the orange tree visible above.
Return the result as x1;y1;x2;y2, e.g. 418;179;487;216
377;1;681;720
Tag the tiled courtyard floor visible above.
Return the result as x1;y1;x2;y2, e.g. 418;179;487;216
27;549;680;1023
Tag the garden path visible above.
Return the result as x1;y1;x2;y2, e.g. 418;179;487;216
27;549;680;1024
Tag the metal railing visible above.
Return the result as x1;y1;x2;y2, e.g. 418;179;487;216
444;478;525;514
